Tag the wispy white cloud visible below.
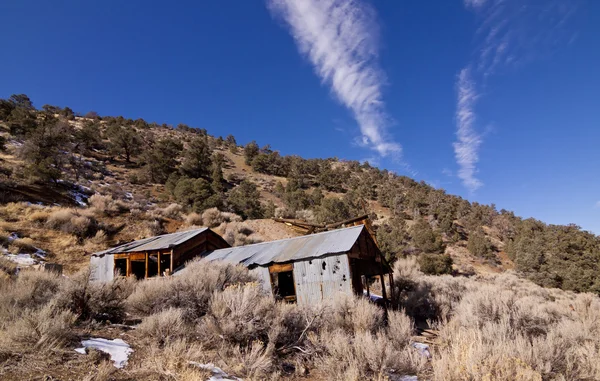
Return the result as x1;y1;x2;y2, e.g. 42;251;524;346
453;0;577;191
594;201;600;209
453;68;482;192
267;0;401;158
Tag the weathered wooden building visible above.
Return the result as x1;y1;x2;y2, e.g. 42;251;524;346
90;228;229;281
203;225;392;305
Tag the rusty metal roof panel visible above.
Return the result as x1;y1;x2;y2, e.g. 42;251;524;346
204;225;364;266
92;228;209;256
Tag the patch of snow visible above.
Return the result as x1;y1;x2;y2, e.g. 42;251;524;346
124;192;133;199
397;376;418;381
412;342;431;359
189;362;242;381
34;248;47;258
6;254;37;265
75;338;133;368
7;233;19;242
363;290;383;302
70;190;88;206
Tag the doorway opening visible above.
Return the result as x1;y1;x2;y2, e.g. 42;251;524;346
269;263;297;303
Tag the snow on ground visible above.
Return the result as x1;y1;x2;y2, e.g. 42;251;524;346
1;233;47;267
75;338;133;368
412;342;431;359
5;253;37;265
189;362;242;381
362;290;383;302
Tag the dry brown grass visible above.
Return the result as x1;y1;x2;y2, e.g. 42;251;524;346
8;236;37;254
46;208;99;239
0;256;17;276
391;257;600;380
27;209;50;225
1;250;598;381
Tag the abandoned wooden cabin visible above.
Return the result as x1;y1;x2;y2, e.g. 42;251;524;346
202;225;392;306
90;228;229;281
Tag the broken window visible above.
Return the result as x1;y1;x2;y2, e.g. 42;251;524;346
269;263;297;303
130;260;145;280
115;258;127;276
147;254;158;277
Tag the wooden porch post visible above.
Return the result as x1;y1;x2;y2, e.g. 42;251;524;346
170;249;174;274
157;251;161;276
145;252;149;279
126;257;131;277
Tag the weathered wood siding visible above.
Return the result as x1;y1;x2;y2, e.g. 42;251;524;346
293;254;352;306
251;267;272;294
90;254;114;282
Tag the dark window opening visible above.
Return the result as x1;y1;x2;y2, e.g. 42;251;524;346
115;259;127;276
130;260;145;280
160;254;171;276
322;262;327;270
270;270;296;302
147;255;158;277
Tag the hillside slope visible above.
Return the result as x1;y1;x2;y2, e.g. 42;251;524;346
1;94;599;294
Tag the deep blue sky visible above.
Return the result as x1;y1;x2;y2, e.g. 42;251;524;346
2;1;599;234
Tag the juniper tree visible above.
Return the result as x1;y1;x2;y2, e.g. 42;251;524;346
107;123;142;163
227;179;263;219
180;135;212;178
244;140;259;165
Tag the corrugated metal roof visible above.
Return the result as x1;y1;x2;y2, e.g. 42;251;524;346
203;225;364;266
93;228;209;256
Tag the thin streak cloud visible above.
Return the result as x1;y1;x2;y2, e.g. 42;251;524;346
267;0;401;158
453;0;577;191
454;68;482;192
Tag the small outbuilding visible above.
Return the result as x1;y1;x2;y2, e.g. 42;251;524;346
90;228;229;281
203;225;392;306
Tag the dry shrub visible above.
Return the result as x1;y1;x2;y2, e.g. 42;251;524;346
201;283;275;346
81;360;117;381
152;203;183;219
0;230;9;247
222;221;263;246
89;194;127;216
317;329;424;381
392;257;469;321
53;270;136;322
218;341;275;380
46;208;99;239
90;229;107;245
129;339;211;380
202;207;242;228
0;270;63;326
0;304;77;353
28;210;50;225
127;259;255;319
184;212;203;226
8;237;37;254
136;307;189;345
324;294;384;334
429;273;600;380
295;209;315;222
387;310;414;347
0;256;17;276
138;219;165;238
